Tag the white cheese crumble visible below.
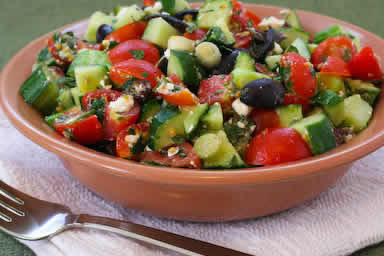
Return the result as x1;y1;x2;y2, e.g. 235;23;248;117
232;98;253;116
258;16;285;31
124;134;140;147
164;49;171;59
272;42;283;54
156;81;177;95
168;147;179;157
153;1;163;11
109;95;134;113
237;121;246;129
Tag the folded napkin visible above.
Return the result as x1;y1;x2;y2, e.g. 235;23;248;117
1;109;384;256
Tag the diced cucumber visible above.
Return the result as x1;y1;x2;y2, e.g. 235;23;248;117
291;113;337;155
57;88;74;111
279;28;310;49
324;101;345;127
167;50;206;92
148;105;187;150
20;66;60;115
139;99;162;122
285;37;311;60
84;11;114;43
234;52;255;71
343;95;373;133
197;0;233;29
215;18;235;46
276;105;303;127
67;50;111;77
183;104;209;135
231;68;270;89
113;5;145;30
282;9;303;30
199;26;234;52
74;65;109;94
313;90;344;107
346;79;380;106
161;0;190;15
201;102;223;130
193;133;221;159
142;17;181;49
265;55;282;71
202;130;246;169
307;44;318;55
317;73;346;95
70;87;82;107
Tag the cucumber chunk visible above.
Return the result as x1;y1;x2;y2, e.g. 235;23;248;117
343;95;373;133
142;17;181;49
231;69;270;89
139;99;162;122
57;88;74;111
324;101;345;127
317;73;346;95
70;87;82;107
84;11;114;43
282;9;303;30
291;113;337;155
74;65;109;94
279;28;310;49
161;0;190;15
215;18;235;46
67;50;111;77
234;52;255;71
202;130;245;169
183;104;209;135
276;105;303;127
113;5;145;30
20;66;60;115
167;50;206;92
346;79;380;106
197;0;233;29
285;37;311;60
193;133;221;159
201;102;223;130
265;55;282;71
199;26;235;52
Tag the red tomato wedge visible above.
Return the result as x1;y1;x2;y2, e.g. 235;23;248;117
116;123;149;159
198;75;233;108
142;0;155;7
82;89;123;111
312;36;357;68
54;108;103;145
280;53;317;99
184;28;208;41
108;40;160;65
245;128;312;166
140;142;201;169
109;59;163;88
348;46;383;81
103;99;141;141
105;22;147;43
319;56;351;77
232;0;261;28
249;109;281;135
160;89;199;106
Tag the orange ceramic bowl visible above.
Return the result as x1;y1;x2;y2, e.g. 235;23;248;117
1;4;384;222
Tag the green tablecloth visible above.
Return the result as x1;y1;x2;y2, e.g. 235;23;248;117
0;0;383;255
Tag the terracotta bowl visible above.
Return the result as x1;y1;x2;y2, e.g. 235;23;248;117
1;4;384;222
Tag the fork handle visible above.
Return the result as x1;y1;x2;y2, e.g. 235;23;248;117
74;214;253;256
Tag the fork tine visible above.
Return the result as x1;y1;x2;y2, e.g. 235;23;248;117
0;180;25;205
0;196;25;217
0;211;12;222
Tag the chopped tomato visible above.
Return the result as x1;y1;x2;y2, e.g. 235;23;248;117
116;123;149;159
54;108;103;145
246;10;261;27
82;89;123;111
108;40;160;65
280;52;317;99
319;56;351;77
231;14;249;31
168;74;183;85
232;0;261;28
142;0;155;7
348;46;383;81
140;142;201;168
184;28;208;41
104;99;141;141
105;22;147;43
109;59;163;88
198;75;233;108
234;31;252;49
312;36;357;68
283;94;312;113
249;109;280;135
245;128;312;166
160;88;199;106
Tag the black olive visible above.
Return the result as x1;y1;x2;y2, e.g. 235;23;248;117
124;79;153;104
211;49;249;76
240;79;285;108
96;24;114;43
249;29;284;63
156;56;168;74
146;14;189;33
173;9;199;20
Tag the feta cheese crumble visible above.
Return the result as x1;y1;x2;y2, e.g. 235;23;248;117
109;95;134;113
168;147;179;157
124;134;140;147
258;16;285;31
232;98;253;116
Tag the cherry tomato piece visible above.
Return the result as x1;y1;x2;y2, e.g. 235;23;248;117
184;28;208;41
319;56;351;77
108;40;160;65
348;46;383;81
249;109;281;135
198;75;233;108
82;89;123;111
109;59;164;88
105;22;147;43
140;142;201;168
245;128;312;166
143;0;155;7
116;123;149;159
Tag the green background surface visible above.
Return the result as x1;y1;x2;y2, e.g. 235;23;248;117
0;0;383;255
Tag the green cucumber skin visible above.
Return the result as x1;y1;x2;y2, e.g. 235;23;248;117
142;17;181;49
139;99;162;123
235;52;255;71
67;50;111;77
277;105;303;127
285;9;304;30
279;28;310;49
202;103;223;131
285;38;311;60
184;104;209;135
197;0;233;29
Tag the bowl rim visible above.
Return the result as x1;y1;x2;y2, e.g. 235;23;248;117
1;4;384;186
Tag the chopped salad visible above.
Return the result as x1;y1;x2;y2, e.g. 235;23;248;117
20;0;383;169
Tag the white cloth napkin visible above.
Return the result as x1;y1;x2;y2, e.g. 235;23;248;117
1;109;384;256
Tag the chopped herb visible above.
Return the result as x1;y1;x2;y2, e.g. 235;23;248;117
309;65;317;80
160;149;168;155
37;47;52;62
322;55;328;62
128;127;136;135
248;19;254;28
178;148;187;158
170;86;182;92
90;98;106;123
213;90;225;96
312;90;344;106
57;77;77;88
129;49;145;60
122;77;139;90
186;23;198;33
64;128;75;140
342;49;352;62
130;138;146;155
143;161;171;167
141;72;149;78
108;40;119;50
218;75;226;80
234;10;241;15
172;135;185;144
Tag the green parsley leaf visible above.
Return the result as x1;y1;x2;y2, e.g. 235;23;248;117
57;77;77;88
186;23;198;33
141;72;149;78
129;49;145;60
172;135;185;144
90;98;106;122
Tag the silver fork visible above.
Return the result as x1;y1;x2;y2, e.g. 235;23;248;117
0;180;253;256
